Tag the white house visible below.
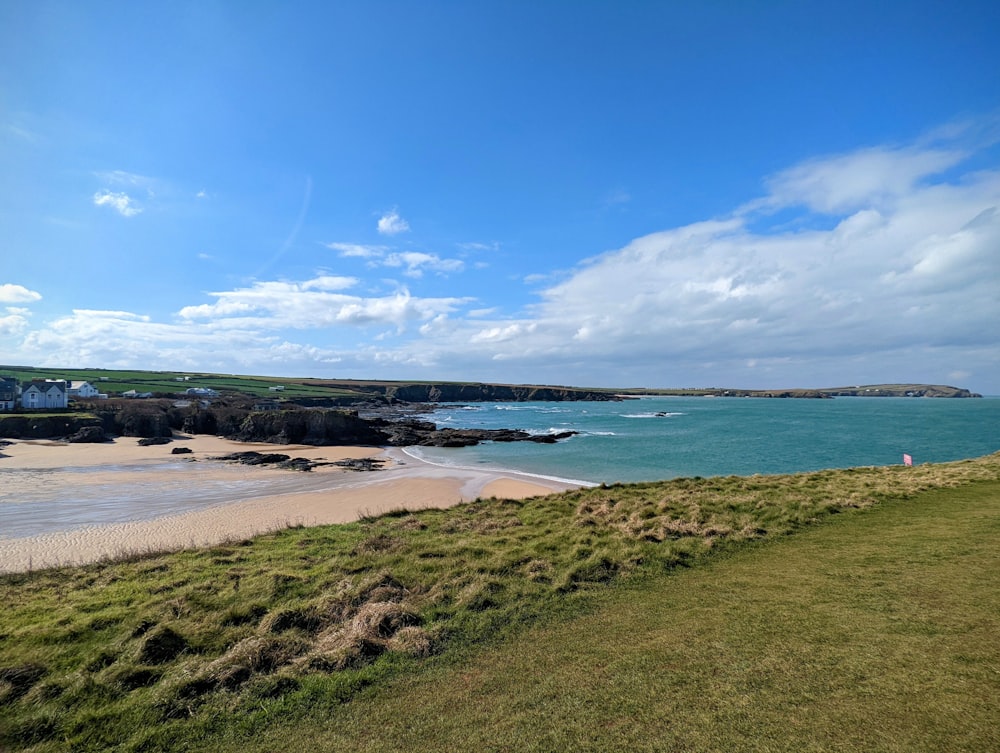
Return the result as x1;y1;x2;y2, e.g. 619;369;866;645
185;387;219;397
68;381;102;399
21;380;68;409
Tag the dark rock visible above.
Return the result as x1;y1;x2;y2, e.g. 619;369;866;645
137;436;172;446
279;457;316;472
333;457;389;472
171;446;193;454
67;426;109;443
373;421;577;447
215;451;291;466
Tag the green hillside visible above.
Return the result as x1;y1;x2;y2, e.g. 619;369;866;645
1;453;997;751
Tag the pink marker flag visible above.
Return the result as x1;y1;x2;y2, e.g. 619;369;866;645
903;453;913;466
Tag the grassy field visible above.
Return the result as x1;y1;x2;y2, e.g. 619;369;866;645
1;455;998;751
0;366;367;400
265;479;999;753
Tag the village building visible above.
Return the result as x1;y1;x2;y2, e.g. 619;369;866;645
185;387;219;397
20;379;68;410
67;381;102;399
0;376;18;411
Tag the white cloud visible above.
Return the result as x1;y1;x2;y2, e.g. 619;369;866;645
5;121;998;392
93;190;142;217
372;128;1000;389
377;209;410;235
177;274;468;332
383;252;464;278
0;310;30;337
324;242;389;258
754;146;967;214
0;284;42;304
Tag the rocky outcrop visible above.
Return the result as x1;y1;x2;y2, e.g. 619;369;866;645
223;409;388;446
137;436;172;446
0;414;104;439
67;426;110;443
373;418;576;447
97;405;173;438
213;451;378;472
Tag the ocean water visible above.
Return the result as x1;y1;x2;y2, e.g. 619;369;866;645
407;397;1000;485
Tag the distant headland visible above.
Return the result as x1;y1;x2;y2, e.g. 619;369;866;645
618;384;982;399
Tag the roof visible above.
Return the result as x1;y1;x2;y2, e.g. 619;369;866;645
24;379;66;394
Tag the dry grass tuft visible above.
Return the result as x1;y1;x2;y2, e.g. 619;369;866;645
202;636;306;690
385;625;434;658
260;607;321;635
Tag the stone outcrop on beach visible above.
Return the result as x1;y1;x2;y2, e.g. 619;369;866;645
222;409;389;446
67;426;110;443
0;414;104;440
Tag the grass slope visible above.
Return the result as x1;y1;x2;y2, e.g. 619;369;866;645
1;455;998;751
272;480;999;753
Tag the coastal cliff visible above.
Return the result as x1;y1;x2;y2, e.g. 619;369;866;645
306;381;620;403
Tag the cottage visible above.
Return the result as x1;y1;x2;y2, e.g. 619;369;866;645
68;381;101;399
21;379;68;409
185;387;219;397
0;376;18;411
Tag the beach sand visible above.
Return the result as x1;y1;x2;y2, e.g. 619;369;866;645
0;436;581;573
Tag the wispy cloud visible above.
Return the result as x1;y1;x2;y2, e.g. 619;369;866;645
383;252;464;278
749;146;967;215
96;170;157;190
377;209;410;235
5;122;40;143
324;242;389;258
93;190;142;217
602;187;631;208
456;241;501;252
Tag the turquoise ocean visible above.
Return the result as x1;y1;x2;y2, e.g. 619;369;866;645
406;397;1000;485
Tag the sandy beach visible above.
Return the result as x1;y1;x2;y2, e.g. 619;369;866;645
0;435;582;573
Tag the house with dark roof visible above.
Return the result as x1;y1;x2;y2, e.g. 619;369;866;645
0;376;18;411
20;380;68;410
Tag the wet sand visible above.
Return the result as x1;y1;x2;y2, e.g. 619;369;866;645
0;436;581;573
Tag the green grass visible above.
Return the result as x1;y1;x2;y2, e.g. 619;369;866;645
264;480;999;753
1;454;998;751
0;366;367;399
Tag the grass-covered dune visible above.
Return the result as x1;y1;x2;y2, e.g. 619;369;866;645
2;454;999;751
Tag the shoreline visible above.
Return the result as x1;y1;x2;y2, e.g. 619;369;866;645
0;436;582;574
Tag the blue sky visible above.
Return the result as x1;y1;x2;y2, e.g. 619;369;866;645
2;1;999;392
